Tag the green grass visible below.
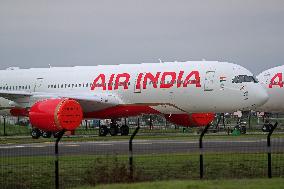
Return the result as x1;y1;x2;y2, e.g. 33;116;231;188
1;153;283;189
0;123;31;136
1;132;284;145
74;178;284;189
0;134;283;145
1;122;284;145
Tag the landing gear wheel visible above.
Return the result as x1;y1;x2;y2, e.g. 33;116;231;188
31;128;41;139
99;125;108;136
120;125;129;136
42;131;52;138
240;126;246;134
262;119;272;132
53;132;61;138
262;123;272;132
109;125;119;136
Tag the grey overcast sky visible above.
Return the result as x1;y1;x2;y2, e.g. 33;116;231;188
0;0;283;74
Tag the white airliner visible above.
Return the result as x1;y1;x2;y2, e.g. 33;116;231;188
0;61;268;137
257;65;284;112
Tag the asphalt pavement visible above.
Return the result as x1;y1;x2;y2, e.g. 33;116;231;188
0;138;283;157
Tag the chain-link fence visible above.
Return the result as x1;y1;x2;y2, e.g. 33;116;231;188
0;130;283;189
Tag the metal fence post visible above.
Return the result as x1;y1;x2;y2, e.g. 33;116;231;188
267;122;278;178
129;118;140;181
3;116;7;136
55;130;65;189
149;115;153;130
199;124;210;179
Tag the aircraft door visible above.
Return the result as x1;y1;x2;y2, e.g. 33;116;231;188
134;74;142;93
34;78;44;92
204;71;215;91
263;73;271;85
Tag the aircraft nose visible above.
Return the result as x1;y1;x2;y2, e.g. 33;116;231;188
253;85;269;107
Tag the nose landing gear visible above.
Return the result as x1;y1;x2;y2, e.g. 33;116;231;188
262;113;274;132
262;120;274;132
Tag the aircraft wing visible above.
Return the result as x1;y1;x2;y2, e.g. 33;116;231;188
0;91;121;108
0;107;11;110
46;93;122;112
0;91;32;101
33;92;122;106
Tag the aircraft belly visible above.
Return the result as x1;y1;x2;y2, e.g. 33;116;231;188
150;104;186;114
79;101;115;113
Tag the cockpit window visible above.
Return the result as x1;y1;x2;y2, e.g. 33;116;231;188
232;75;258;83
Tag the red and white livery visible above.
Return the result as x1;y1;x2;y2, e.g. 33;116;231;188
257;65;284;112
0;61;268;134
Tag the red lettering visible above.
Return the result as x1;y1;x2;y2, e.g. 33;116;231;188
108;74;115;90
143;72;161;89
269;73;283;88
91;70;202;91
91;74;106;90
177;71;184;88
135;73;144;90
183;71;201;88
114;73;130;90
160;72;176;88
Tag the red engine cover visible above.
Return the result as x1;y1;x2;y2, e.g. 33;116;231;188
190;113;215;126
10;108;29;117
29;99;83;132
165;113;215;127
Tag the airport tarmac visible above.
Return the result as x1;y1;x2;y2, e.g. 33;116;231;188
0;139;283;157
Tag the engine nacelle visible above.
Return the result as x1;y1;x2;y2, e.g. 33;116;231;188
165;113;215;127
29;98;83;132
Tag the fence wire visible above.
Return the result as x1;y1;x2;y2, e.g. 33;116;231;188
1;134;283;189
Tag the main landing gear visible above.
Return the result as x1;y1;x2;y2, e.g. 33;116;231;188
262;113;274;132
99;119;130;136
31;128;59;139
